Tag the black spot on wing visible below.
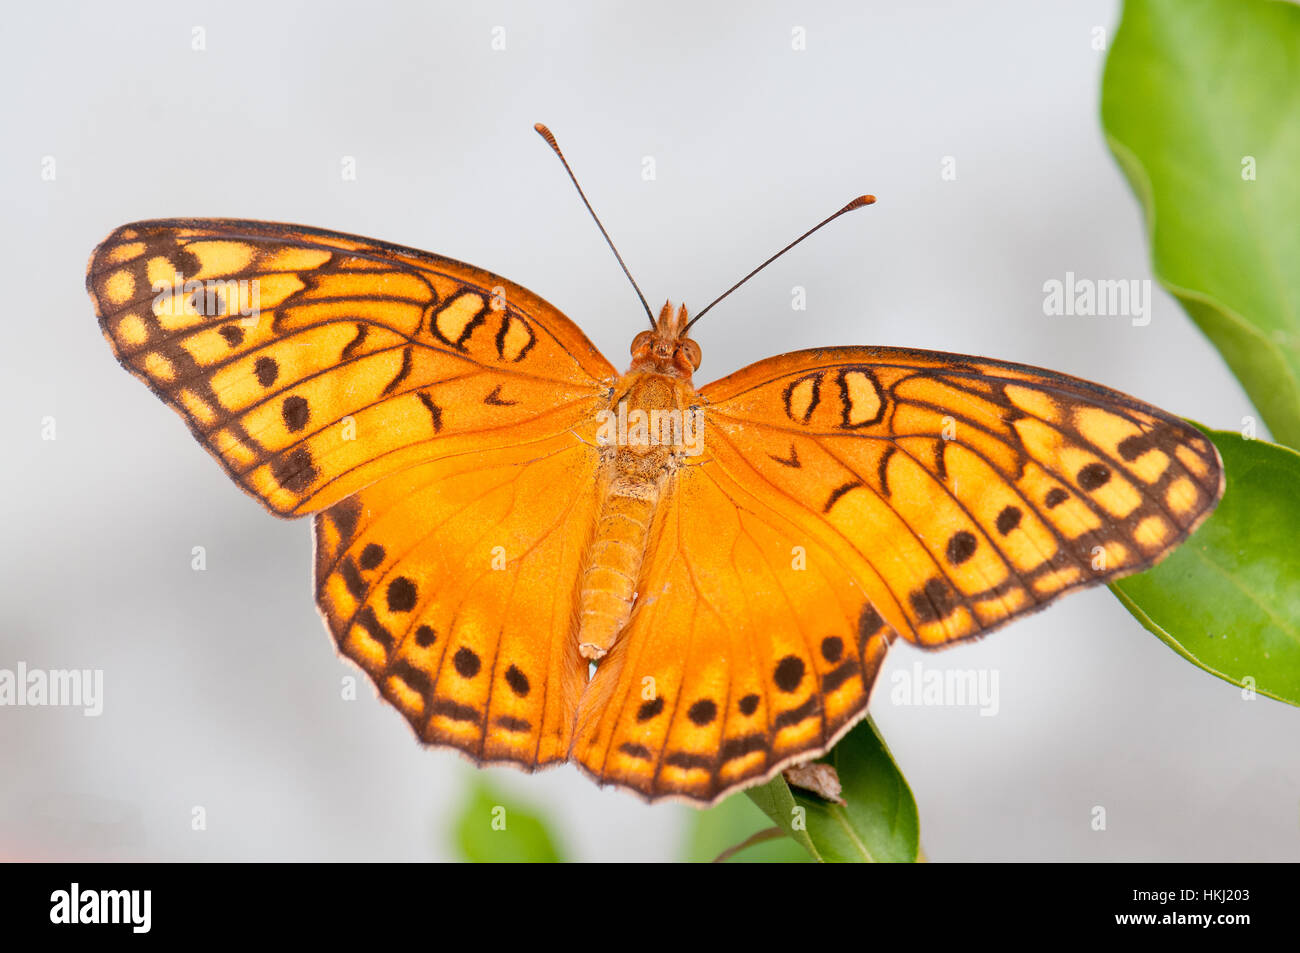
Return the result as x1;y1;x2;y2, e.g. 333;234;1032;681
774;655;805;693
946;530;978;565
637;697;665;722
909;577;960;624
1078;462;1111;490
453;646;481;678
358;543;385;571
282;395;309;433
687;699;717;726
504;664;530;697
996;505;1022;534
254;356;279;387
386;577;417;612
271;446;317;492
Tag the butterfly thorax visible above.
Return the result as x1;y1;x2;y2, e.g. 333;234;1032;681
577;361;700;661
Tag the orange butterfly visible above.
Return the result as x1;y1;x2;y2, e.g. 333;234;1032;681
86;125;1222;805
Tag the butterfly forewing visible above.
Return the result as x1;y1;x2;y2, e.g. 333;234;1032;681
700;346;1224;649
86;219;615;516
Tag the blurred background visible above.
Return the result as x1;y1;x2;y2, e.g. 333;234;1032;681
2;0;1294;861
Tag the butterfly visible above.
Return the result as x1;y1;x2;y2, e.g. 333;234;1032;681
86;125;1223;806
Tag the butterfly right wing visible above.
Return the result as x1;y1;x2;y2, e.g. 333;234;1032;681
88;219;621;769
87;219;616;517
314;428;599;769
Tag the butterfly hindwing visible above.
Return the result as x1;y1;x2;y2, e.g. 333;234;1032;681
571;458;895;803
87;219;615;517
700;346;1224;649
314;429;599;769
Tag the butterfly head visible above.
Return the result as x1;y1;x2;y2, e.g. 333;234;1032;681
630;301;701;379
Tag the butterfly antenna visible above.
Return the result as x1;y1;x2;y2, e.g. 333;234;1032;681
684;194;876;333
534;123;656;329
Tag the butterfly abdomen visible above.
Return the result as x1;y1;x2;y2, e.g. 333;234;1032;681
577;482;660;660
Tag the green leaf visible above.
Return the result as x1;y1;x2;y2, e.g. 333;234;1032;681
1111;428;1300;706
1101;0;1300;447
746;772;823;861
452;777;566;863
746;717;919;863
683;795;811;863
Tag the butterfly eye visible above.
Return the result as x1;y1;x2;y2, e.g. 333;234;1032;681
678;338;702;370
630;330;656;356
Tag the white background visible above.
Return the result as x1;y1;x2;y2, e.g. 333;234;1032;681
2;0;1294;861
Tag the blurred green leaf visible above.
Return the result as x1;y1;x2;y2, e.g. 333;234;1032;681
1112;428;1300;706
684;791;811;863
452;777;566;863
1102;0;1300;446
747;717;919;863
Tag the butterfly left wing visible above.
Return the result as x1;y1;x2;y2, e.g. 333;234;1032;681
571;345;1222;804
86;219;615;516
314;429;597;770
697;346;1224;648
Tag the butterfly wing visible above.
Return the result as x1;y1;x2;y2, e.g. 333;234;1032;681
314;431;596;769
572;345;1221;803
570;456;896;803
89;219;615;769
698;346;1223;647
86;219;615;516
